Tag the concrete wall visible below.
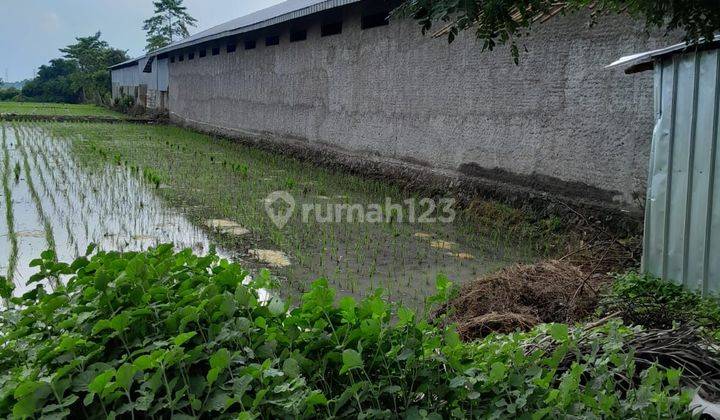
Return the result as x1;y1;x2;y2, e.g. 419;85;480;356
168;3;674;211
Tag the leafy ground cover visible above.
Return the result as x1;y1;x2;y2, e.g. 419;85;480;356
0;246;706;419
0;102;123;118
598;271;720;339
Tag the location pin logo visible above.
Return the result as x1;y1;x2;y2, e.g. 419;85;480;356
264;191;295;229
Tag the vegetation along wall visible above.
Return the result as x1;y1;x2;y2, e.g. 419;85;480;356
167;1;673;211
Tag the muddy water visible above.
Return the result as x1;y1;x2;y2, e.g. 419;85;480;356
0;124;218;296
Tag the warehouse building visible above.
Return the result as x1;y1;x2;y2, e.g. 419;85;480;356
111;0;678;212
110;55;169;111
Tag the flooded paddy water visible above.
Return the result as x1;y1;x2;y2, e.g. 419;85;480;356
1;121;539;307
0;124;217;295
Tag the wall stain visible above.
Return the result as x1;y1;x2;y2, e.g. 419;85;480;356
458;163;622;204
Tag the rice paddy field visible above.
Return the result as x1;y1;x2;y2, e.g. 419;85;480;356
0;102;124;117
0;120;541;307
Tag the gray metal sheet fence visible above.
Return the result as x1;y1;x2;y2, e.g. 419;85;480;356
643;47;720;294
111;58;168;92
111;64;139;87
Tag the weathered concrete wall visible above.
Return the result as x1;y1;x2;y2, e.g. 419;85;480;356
168;3;673;211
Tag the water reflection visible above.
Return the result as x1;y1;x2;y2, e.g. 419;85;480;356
0;124;224;296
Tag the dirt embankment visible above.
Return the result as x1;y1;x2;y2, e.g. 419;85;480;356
0;113;157;124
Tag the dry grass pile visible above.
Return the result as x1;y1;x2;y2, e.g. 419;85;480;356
445;198;643;341
440;260;608;340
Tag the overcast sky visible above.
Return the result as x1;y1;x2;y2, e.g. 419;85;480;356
0;0;283;82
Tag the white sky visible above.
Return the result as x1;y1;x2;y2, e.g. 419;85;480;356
0;0;283;81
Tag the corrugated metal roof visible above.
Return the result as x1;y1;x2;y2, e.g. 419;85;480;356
606;35;720;71
110;0;360;70
110;57;141;70
153;0;361;55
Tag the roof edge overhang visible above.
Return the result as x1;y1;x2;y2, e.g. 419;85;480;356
153;0;361;55
109;53;169;71
109;59;141;71
109;0;365;70
606;35;720;74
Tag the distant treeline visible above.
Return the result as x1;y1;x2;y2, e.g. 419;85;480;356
0;80;29;90
0;32;128;105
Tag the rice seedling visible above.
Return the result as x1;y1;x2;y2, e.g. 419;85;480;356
12;161;20;183
0;102;125;118
4;121;551;308
0;123;234;295
20;138;58;261
1;126;18;293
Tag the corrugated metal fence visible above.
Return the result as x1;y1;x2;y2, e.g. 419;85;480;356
643;46;720;294
111;64;140;87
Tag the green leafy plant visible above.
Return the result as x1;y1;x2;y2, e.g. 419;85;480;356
142;167;162;188
0;246;697;418
112;95;136;114
13;161;20;183
599;271;720;337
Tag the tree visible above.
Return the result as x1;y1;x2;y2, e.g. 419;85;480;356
21;33;128;104
60;32;111;73
60;32;129;72
143;0;197;52
21;59;80;103
58;32;129;103
395;0;720;63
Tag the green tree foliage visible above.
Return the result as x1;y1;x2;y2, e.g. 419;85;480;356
0;88;20;101
60;32;126;74
61;32;129;104
0;246;702;418
0;77;20;101
143;0;197;52
20;33;128;104
21;59;81;103
0;77;28;101
396;0;720;62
